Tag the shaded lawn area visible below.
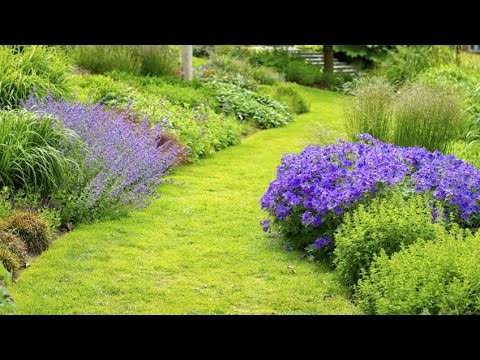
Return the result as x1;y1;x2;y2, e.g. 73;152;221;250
10;86;359;314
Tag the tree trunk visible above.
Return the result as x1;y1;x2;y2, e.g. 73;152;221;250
181;45;193;80
323;45;334;74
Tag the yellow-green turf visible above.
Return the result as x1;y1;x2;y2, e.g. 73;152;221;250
9;87;359;314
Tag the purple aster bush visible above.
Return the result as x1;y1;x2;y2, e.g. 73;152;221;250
260;133;480;255
22;95;182;222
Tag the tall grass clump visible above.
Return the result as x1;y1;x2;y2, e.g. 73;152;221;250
69;45;141;74
392;83;464;153
342;76;395;142
135;45;179;76
0;45;71;108
69;45;179;76
0;110;76;197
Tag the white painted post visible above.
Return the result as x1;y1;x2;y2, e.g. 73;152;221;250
181;45;193;80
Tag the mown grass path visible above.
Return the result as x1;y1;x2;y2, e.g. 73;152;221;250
10;87;359;314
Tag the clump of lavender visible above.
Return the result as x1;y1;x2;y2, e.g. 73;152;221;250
22;95;183;221
260;133;480;250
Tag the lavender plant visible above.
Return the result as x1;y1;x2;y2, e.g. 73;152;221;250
260;134;480;254
22;95;182;222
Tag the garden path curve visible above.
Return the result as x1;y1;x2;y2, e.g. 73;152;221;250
10;88;358;314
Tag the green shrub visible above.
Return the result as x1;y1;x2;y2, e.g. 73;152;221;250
209;82;291;129
0;231;28;267
259;83;310;114
132;96;242;161
0;245;20;276
342;76;395;142
0;110;77;197
284;61;323;85
141;82;217;109
355;226;480;314
392;82;465;153
249;49;297;74
466;84;480;149
0;45;71;108
376;45;455;85
70;73;138;105
335;45;392;69
415;64;480;97
333;191;446;289
252;66;281;85
196;54;257;89
319;72;354;90
197;54;279;89
108;71;218;109
3;210;52;255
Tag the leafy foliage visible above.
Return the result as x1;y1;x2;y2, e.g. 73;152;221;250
414;64;480;97
335;45;392;69
132;96;243;161
355;225;480;314
284;60;323;86
196;54;280;90
376;45;455;85
70;73;137;105
334;191;445;289
466;84;480;149
209;82;291;129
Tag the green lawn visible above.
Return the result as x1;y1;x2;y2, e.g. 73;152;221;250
9;87;359;314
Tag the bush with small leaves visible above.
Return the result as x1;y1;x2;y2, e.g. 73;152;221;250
333;190;446;289
3;210;52;255
355;225;480;314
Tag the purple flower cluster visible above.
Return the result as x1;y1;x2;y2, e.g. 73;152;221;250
260;219;271;233
313;237;332;249
22;95;182;212
260;134;480;233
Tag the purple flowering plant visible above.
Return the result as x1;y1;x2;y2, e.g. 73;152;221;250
22;95;182;222
260;134;480;255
